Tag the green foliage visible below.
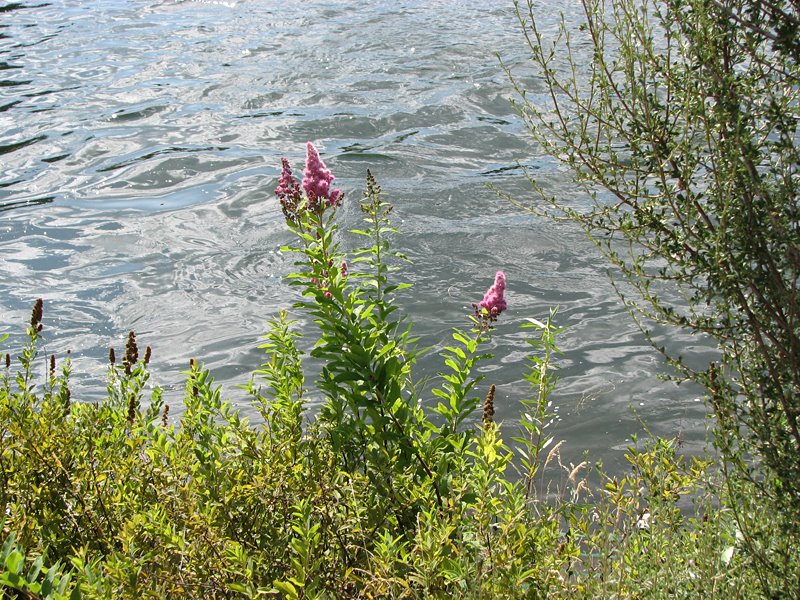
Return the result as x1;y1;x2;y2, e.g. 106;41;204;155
0;166;774;598
506;0;800;593
1;534;76;599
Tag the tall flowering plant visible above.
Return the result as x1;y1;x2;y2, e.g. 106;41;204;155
428;270;509;479
276;143;346;304
276;144;439;512
274;143;516;514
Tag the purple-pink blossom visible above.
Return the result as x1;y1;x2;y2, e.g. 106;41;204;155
328;188;343;207
302;142;341;207
276;158;301;201
276;143;343;221
275;157;302;222
479;271;507;316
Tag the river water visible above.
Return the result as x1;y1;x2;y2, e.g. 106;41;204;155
0;0;710;470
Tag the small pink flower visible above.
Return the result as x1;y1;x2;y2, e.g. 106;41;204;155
275;157;303;222
276;158;301;201
302;142;336;205
328;187;343;207
340;260;348;277
478;271;507;316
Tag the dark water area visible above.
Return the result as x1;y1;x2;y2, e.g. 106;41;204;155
0;0;712;471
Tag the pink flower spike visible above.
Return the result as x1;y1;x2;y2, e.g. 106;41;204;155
302;142;336;204
479;271;508;316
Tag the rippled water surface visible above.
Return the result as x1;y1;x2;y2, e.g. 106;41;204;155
1;0;710;469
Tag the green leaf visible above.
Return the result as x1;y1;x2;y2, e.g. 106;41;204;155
521;317;546;329
1;571;23;588
5;550;23;575
57;572;71;596
26;555;43;583
272;580;299;599
432;388;452;402
1;535;15;562
41;575;53;597
452;331;472;347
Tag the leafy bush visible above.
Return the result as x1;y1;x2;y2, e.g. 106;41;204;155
0;145;771;598
505;0;800;593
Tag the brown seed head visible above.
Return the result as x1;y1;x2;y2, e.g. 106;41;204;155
125;331;138;363
483;384;496;427
30;298;43;333
127;393;137;424
124;331;138;375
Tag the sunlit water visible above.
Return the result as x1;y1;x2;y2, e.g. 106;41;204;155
0;0;711;471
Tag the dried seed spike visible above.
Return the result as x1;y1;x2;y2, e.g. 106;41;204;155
125;331;138;365
568;460;588;483
483;384;496;427
30;298;43;332
366;168;380;195
543;439;565;472
4;353;10;369
127;393;137;424
109;347;116;365
123;331;138;375
144;345;152;366
162;404;169;427
49;354;56;381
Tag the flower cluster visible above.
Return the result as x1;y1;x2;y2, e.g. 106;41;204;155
303;142;342;209
275;158;302;223
473;271;507;330
276;142;343;223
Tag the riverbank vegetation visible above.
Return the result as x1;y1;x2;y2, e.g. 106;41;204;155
505;0;800;595
3;0;800;597
0;147;785;598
